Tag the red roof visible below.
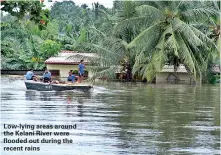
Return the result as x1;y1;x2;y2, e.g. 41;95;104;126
45;51;97;65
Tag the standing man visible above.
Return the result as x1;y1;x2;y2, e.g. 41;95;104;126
78;60;85;83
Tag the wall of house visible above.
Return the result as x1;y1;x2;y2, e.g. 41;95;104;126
46;64;93;78
156;72;191;84
46;64;78;77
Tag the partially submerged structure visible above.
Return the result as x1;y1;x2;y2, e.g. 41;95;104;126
45;51;97;78
156;64;192;84
210;64;220;75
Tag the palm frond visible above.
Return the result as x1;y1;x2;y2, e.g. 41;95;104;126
127;22;162;51
135;4;165;20
180;2;218;23
172;18;205;49
88;66;120;79
190;25;217;50
173;32;196;78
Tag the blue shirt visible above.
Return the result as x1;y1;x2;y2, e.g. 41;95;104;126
79;63;85;74
67;74;75;82
25;71;34;80
43;72;51;79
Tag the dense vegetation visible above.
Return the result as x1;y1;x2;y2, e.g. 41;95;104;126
1;1;220;82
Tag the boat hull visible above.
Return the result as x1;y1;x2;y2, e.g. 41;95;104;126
25;81;93;91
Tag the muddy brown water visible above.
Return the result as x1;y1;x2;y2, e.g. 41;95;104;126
1;77;220;155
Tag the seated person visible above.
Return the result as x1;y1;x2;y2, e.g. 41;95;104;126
25;69;37;81
43;69;51;83
67;70;76;83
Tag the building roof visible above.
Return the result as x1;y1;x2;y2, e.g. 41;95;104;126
160;64;188;73
45;51;97;65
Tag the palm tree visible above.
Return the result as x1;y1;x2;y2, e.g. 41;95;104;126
74;1;138;79
113;1;138;43
75;26;129;79
114;1;219;82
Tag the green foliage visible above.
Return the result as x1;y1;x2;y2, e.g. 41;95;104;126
1;14;17;22
50;1;84;34
41;20;59;40
1;1;49;30
1;21;45;70
38;9;50;30
207;72;219;84
1;0;219;84
77;28;88;42
122;1;219;81
1;1;41;20
40;40;61;59
77;1;219;82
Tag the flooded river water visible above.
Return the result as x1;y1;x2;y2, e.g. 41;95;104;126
1;77;220;155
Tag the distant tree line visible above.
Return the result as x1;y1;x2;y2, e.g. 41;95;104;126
1;1;220;83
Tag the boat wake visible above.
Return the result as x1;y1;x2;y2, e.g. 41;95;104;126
92;86;125;95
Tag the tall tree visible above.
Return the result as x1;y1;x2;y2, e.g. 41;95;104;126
113;1;138;43
1;1;49;29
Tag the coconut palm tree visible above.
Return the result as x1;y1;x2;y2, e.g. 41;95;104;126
113;1;138;43
114;1;219;82
78;26;129;79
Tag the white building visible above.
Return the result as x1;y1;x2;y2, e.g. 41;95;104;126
45;51;97;78
156;64;192;84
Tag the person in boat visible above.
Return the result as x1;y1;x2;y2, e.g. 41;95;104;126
43;69;51;83
67;70;76;83
25;69;37;81
78;60;85;83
